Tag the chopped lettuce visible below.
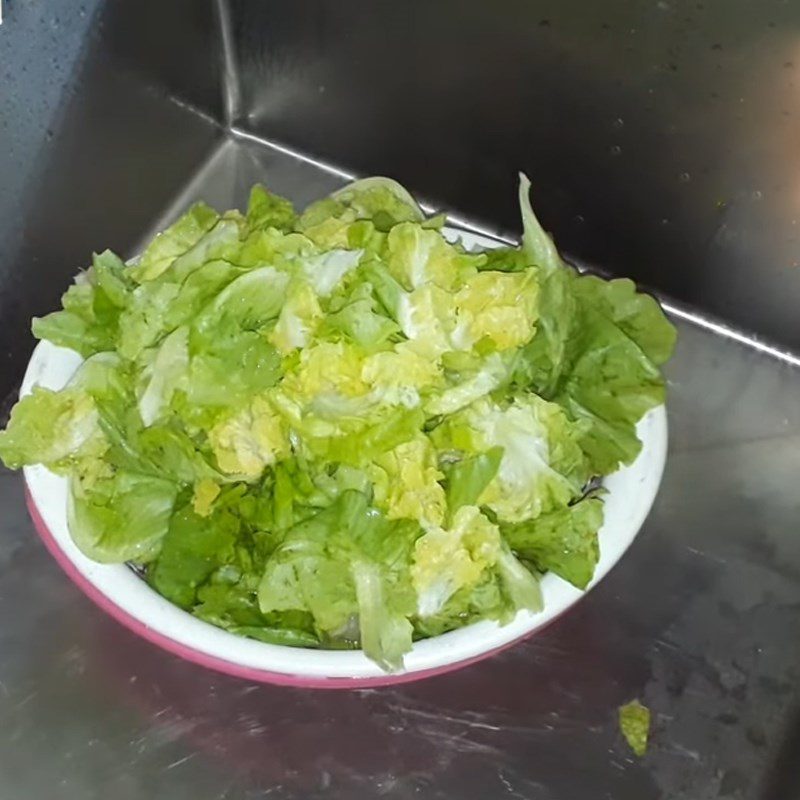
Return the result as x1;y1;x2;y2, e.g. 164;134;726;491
441;446;504;520
244;184;297;234
411;505;502;617
208;396;290;480
502;496;604;589
386;223;480;291
32;251;134;358
368;435;447;526
513;174;676;476
0;386;102;471
619;699;651;757
2;177;675;672
454;270;538;351
132;203;220;283
433;394;587;523
67;470;178;563
258;490;417;669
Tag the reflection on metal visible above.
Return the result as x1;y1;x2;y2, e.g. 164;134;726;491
658;301;800;370
231;125;356;181
213;0;241;128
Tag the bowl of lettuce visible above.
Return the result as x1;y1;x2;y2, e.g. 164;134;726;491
0;175;675;685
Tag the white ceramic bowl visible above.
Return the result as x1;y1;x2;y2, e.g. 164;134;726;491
21;229;668;687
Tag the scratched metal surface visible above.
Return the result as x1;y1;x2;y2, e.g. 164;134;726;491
1;136;799;800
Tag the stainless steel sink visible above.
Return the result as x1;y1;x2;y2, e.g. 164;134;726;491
1;2;799;798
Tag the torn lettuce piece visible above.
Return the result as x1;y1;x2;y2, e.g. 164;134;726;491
33;251;134;358
321;280;401;351
573;275;676;367
299;177;424;232
411;505;502;617
441;446;504;520
554;304;667;475
208;396;290;481
330;177;425;222
361;342;443;407
619;699;651;757
385;222;481;291
67;470;178;563
367;435;447;527
502;496;604;589
269;278;323;354
132;203;220;283
298;249;363;297
150;500;240;609
519;173;561;274
132;214;241;289
259;491;417;670
496;543;543;613
0;386;102;471
244;184;297;234
425;353;513;417
137;326;189;427
434;394;587;523
352;559;414;672
454;269;538;351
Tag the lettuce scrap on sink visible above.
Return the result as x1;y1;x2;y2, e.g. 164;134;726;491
0;176;675;671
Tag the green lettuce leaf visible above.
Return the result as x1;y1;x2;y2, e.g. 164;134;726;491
32;251;133;358
442;446;504;519
150;500;240;609
131;203;220;283
0;386;102;471
67;470;178;563
513;175;676;475
258;490;417;670
433;394;587;523
321;280;401;351
519;173;561;274
553;301;668;475
502;496;604;589
573;275;676;366
244;184;297;234
619;699;651;757
411;505;502;617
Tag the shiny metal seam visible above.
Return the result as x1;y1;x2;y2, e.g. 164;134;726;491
162;94;221;130
230;126;357;181
214;0;241;128
651;301;800;370
230;126;520;242
230;126;800;370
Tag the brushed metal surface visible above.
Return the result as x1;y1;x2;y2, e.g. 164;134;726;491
0;0;223;401
229;0;800;353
